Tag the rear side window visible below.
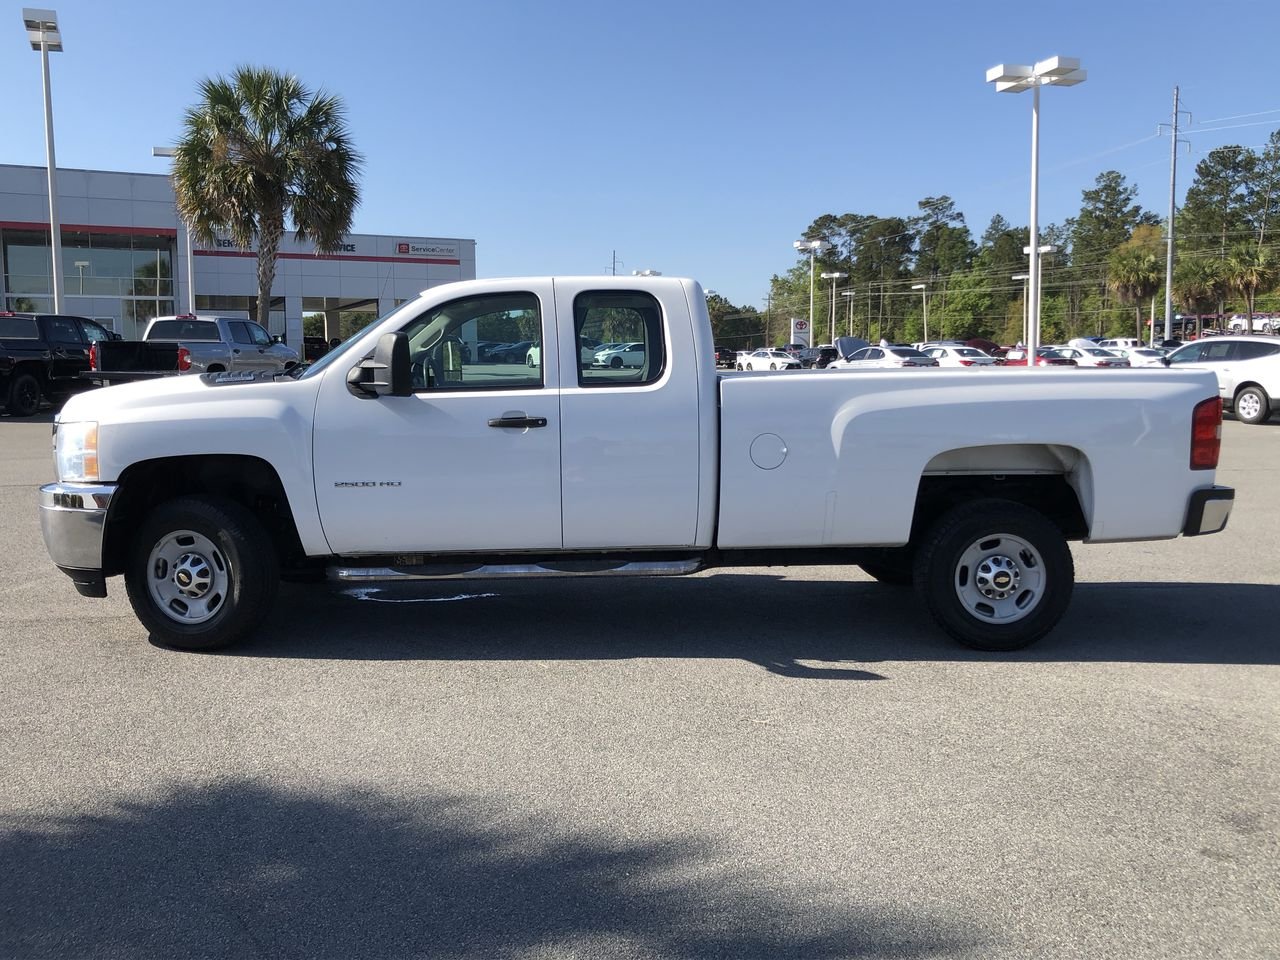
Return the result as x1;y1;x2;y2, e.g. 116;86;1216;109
0;317;38;338
46;317;82;343
148;319;220;340
575;291;665;387
1235;341;1280;361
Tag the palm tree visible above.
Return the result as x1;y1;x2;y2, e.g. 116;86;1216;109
1107;246;1163;341
1172;257;1227;336
1223;243;1279;329
172;67;362;327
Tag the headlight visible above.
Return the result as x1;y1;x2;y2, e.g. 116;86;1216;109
55;421;99;482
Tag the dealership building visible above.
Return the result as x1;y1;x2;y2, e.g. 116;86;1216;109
0;163;477;345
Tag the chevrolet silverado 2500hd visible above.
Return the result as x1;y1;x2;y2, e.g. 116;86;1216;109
38;277;1234;652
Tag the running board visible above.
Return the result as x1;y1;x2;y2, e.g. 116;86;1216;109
328;557;704;582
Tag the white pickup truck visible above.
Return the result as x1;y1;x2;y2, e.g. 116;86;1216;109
39;276;1234;653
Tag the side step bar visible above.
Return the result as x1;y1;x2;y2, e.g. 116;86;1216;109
329;557;704;582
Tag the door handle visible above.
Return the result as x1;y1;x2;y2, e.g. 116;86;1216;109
488;415;548;429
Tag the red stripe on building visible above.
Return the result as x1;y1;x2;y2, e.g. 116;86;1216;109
0;220;178;237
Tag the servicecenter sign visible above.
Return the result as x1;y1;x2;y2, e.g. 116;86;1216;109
396;241;459;257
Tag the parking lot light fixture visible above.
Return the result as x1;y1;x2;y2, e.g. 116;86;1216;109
1012;273;1029;346
911;283;929;344
794;239;832;345
987;56;1086;366
23;8;65;313
821;271;847;345
840;290;856;336
152;146;197;313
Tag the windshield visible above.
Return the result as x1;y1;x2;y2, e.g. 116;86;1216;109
298;298;425;380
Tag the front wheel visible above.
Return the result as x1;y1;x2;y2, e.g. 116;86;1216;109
913;500;1073;651
1234;386;1272;425
125;496;278;651
6;372;41;417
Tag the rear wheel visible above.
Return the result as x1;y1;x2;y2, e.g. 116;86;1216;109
1234;386;1271;425
6;372;41;417
914;499;1073;651
125;496;278;651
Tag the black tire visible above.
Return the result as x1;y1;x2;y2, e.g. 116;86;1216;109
6;372;41;417
913;499;1073;651
610;356;623;369
124;496;279;651
1234;386;1271;425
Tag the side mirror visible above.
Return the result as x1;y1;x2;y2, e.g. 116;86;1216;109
348;331;410;397
271;334;283;344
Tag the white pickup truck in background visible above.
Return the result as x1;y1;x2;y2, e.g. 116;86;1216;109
39;276;1233;653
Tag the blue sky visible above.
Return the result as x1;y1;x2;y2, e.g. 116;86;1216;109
4;0;1279;309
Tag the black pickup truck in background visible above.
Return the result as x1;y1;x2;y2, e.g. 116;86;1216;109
0;311;117;416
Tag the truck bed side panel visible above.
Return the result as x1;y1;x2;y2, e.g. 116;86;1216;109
716;368;1221;548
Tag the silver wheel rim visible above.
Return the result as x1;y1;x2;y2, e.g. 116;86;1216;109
953;532;1046;625
1238;392;1262;420
146;529;229;625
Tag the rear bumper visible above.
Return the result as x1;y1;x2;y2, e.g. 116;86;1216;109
1183;485;1234;537
39;482;116;595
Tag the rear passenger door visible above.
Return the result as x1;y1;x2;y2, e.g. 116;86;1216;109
41;315;89;388
554;282;703;549
1168;340;1236;398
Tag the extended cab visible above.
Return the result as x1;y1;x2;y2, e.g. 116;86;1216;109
1;311;116;416
88;314;299;382
38;277;1234;653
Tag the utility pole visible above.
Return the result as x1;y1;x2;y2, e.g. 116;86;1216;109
1159;86;1189;343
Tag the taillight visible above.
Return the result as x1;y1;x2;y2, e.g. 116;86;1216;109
1190;396;1222;470
177;346;191;372
959;359;974;366
88;343;98;370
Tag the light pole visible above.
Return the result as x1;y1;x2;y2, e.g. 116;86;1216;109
987;56;1086;365
794;239;831;346
820;271;846;345
23;8;65;314
841;290;856;337
911;283;928;344
1012;273;1029;346
152;146;198;314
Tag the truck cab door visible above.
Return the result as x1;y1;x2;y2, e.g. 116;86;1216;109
312;283;563;555
42;316;88;387
553;280;705;549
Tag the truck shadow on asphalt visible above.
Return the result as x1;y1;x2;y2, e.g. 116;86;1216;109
239;575;1280;676
0;779;976;960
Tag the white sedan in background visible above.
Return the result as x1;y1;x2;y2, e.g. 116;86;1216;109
828;345;939;369
743;349;801;370
1112;346;1168;368
1049;346;1130;368
922;345;1001;367
593;342;646;368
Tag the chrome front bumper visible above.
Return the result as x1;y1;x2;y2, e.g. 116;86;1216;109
39;482;116;573
1183;485;1234;537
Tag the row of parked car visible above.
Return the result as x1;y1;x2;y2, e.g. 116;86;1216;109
721;333;1280;425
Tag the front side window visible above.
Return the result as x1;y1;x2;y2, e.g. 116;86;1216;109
246;322;273;346
79;319;112;343
575;291;665;387
229;321;256;345
400;291;542;391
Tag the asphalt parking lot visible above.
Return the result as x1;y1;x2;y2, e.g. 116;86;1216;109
2;411;1278;959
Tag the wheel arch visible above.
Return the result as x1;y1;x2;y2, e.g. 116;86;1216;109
913;443;1091;544
103;454;304;577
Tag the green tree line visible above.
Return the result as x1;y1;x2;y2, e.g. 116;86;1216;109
709;130;1280;348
